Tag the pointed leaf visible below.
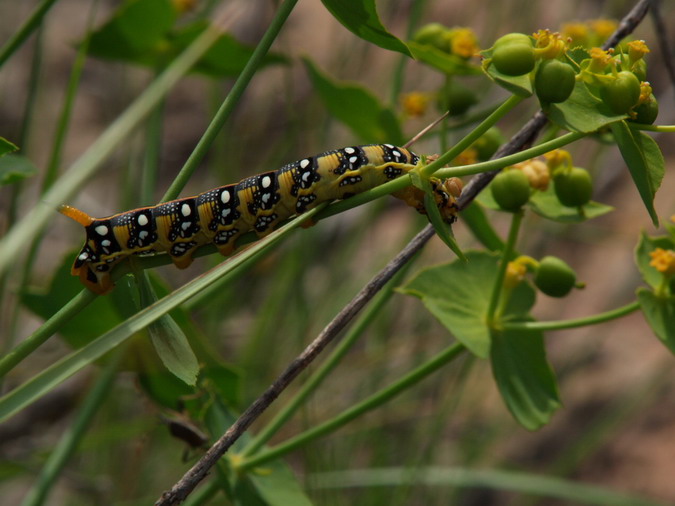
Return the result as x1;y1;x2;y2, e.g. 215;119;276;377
610;122;664;226
320;0;410;56
0;137;19;158
247;459;314;506
528;184;613;223
634;231;675;290
637;288;675;355
490;327;561;430
408;41;481;75
303;58;404;144
547;82;626;133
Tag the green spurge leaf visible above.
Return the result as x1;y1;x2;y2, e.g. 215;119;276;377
0;154;38;186
88;0;177;62
320;0;411;57
480;46;533;97
0;137;18;158
638;289;675;355
408;41;481;75
528;183;613;223
547;80;627;132
610;122;664;226
399;251;535;358
247;459;314;506
490;327;561;430
303;58;404;145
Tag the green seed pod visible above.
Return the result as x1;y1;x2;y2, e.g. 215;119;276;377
632;94;659;124
600;71;641;114
413;23;449;52
553;167;593;207
535;60;576;103
492;42;536;76
491;169;531;212
534;256;577;297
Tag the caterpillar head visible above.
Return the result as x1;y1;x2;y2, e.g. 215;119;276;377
59;205;115;295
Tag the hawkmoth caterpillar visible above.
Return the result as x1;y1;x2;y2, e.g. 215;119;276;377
61;144;461;294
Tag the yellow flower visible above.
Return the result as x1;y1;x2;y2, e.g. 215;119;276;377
401;92;430;117
505;261;527;289
638;82;653;105
649;248;675;276
453;148;478;166
448;28;479;59
533;29;567;59
588;47;614;72
628;40;650;63
517;160;550;191
544;149;573;171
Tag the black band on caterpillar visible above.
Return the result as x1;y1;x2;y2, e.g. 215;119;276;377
61;144;460;294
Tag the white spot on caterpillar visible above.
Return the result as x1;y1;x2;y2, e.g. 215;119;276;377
221;190;230;204
262;193;270;204
137;214;149;226
301;171;311;182
181;222;191;231
221;208;231;217
101;240;111;247
95;225;108;236
384;143;394;148
139;231;149;240
393;150;401;158
181;203;191;217
344;147;355;154
262;176;272;188
349;156;358;164
300;159;310;169
78;252;89;261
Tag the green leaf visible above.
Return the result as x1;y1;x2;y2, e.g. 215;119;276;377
637;288;675;355
634;231;675;291
137;369;194;410
546;82;627;133
137;272;199;386
320;0;411;56
0;154;38;186
490;327;561;430
88;0;177;62
399;251;535;357
247;459;314;506
167;22;289;77
303;58;404;145
528;184;613;223
610;122;664;226
421;184;466;261
0;137;19;158
408;41;481;75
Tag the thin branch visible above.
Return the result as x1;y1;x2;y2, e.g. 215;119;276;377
155;1;653;503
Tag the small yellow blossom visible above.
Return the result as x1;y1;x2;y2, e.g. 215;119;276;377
561;23;589;46
401;92;430;117
650;248;675;276
173;0;197;13
638;82;653;105
589;19;618;42
628;40;650;63
448;28;479;59
533;29;567;59
544;149;573;171
588;47;614;72
517;160;550;191
505;261;527;289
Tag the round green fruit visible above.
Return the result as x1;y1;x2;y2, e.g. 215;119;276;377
632;95;659;124
553;167;593;207
535;60;576;103
491;42;535;76
491;169;531;212
600;71;641;114
534;256;577;297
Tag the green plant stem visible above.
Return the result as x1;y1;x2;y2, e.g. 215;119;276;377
627;123;675;132
502;301;640;331
240;264;414;458
0;0;59;68
0;290;96;378
486;210;523;327
160;0;299;202
20;349;121;506
237;342;465;471
0;17;226;278
419;94;524;178
389;0;427;105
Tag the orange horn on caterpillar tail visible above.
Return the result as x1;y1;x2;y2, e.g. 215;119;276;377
59;204;95;226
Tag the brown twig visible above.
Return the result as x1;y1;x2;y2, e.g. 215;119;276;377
155;1;652;503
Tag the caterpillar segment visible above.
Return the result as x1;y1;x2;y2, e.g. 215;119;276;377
61;144;461;295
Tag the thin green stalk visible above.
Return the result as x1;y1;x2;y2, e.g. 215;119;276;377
237;342;465;471
20;349;121;506
0;0;59;68
419;94;523;178
502;301;640;331
0;290;96;378
0;17;226;278
240;263;415;458
486;211;523;327
160;0;300;202
389;0;428;105
627;123;675;132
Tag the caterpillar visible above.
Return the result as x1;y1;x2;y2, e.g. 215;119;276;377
61;144;461;294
